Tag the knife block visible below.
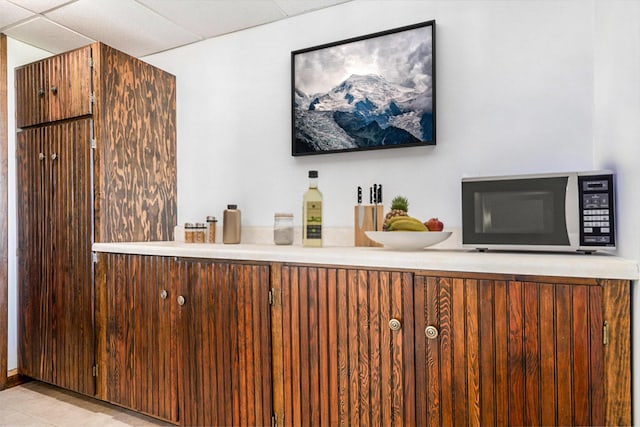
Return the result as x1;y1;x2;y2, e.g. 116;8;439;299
354;205;385;247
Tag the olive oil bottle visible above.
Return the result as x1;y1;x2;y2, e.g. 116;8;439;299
303;170;322;247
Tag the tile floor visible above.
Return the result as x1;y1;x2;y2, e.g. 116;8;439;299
0;381;171;426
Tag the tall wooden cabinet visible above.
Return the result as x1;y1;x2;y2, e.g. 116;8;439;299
16;43;176;396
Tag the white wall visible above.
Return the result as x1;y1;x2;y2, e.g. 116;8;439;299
593;0;640;423
144;0;595;228
6;39;52;371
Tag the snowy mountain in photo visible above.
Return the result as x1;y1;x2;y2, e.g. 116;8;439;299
294;74;433;153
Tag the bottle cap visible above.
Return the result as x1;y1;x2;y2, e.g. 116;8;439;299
195;223;206;228
227;204;238;210
184;222;194;228
206;216;217;222
274;213;293;218
308;170;318;178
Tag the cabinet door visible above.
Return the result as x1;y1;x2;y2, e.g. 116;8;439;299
415;276;604;426
16;119;94;395
15;45;92;128
276;266;415;426
16;126;50;383
100;253;178;422
176;260;272;427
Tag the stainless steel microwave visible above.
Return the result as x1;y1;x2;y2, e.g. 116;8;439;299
462;171;616;253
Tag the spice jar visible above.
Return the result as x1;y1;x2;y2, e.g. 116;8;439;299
274;213;294;245
206;216;217;243
194;223;206;243
184;222;195;243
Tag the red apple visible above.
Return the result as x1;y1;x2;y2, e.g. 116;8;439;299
425;217;444;231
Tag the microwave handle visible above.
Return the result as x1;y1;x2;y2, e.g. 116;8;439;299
565;174;580;247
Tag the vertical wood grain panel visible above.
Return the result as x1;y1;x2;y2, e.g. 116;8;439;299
508;281;525;426
523;282;541;425
479;280;496;427
539;284;557;426
466;279;481;426
425;276;440;427
493;280;509;425
0;33;7;389
555;285;573;426
94;44;176;243
589;286;604;426
337;268;349;426
572;285;590;425
437;278;453;427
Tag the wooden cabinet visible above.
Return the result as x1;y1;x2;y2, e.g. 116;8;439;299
16;119;93;394
16;43;176;396
273;265;415;426
15;46;92;128
95;254;272;426
96;253;177;422
413;274;630;427
93;252;632;426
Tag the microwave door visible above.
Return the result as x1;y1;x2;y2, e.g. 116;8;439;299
463;176;571;248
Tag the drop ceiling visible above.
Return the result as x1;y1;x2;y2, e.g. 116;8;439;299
0;0;351;57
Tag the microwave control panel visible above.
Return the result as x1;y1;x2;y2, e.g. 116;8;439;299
578;174;615;247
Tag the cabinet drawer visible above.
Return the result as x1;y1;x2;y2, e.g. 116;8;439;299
16;45;92;128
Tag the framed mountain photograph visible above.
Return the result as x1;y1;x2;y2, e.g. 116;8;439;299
291;20;435;156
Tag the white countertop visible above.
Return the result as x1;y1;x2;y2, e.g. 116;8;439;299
92;241;639;280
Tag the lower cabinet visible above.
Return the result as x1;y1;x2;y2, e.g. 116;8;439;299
95;254;272;426
95;254;631;426
413;275;608;426
272;265;415;426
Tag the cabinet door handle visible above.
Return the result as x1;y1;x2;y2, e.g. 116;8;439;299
38;88;45;97
39;153;46;161
50;85;58;95
177;295;185;306
160;289;168;300
51;153;58;161
425;325;439;340
389;318;402;331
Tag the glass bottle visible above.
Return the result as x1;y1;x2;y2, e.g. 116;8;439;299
206;216;217;243
184;222;195;243
302;170;322;247
274;213;294;245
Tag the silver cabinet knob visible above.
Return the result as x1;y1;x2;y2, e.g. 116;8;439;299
50;85;58;95
389;318;402;331
51;153;58;160
177;295;185;306
39;153;46;161
160;289;168;300
425;325;439;340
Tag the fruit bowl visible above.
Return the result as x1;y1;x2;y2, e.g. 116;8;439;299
365;231;452;251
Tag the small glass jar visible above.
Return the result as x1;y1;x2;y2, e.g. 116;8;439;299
274;213;294;245
194;223;206;243
184;222;195;243
206;216;217;243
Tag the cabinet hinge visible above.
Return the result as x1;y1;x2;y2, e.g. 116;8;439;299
91;138;97;149
89;56;94;68
271;414;277;427
92;365;97;377
90;93;95;104
603;320;608;345
92;252;98;264
268;289;274;305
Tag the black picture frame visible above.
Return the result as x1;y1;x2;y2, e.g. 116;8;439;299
291;20;436;156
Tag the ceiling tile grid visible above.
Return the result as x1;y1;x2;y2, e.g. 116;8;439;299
0;0;350;56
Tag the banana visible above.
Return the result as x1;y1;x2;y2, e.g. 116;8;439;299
388;219;428;231
385;215;423;228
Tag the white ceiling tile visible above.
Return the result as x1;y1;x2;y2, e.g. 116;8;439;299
45;0;201;56
273;0;350;17
0;0;35;29
137;0;287;39
2;16;94;53
8;0;75;13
